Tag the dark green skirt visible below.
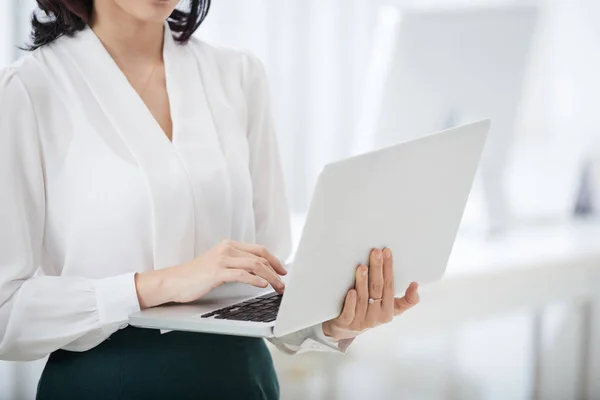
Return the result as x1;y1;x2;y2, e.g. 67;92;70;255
36;327;279;400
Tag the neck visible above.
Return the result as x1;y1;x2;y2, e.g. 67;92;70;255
90;4;164;64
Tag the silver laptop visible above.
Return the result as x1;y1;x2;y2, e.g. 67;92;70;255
129;120;490;338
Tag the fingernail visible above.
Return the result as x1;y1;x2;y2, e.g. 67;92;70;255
384;248;392;259
377;249;383;261
361;268;368;278
350;290;356;299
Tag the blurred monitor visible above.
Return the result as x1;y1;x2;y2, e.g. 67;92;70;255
376;5;537;146
360;5;538;231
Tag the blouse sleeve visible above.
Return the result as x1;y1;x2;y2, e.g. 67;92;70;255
240;53;352;354
0;68;141;361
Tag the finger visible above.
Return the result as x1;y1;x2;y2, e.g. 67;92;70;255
230;241;287;275
227;257;286;293
336;290;357;327
229;247;275;273
351;265;369;330
365;301;382;328
368;248;384;301
394;282;420;316
222;269;269;289
381;248;394;318
365;249;385;327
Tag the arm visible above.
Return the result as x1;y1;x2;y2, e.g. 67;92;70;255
0;69;141;361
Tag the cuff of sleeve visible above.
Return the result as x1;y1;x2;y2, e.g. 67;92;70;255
273;325;350;355
96;272;141;334
311;324;354;353
312;324;340;347
313;324;339;346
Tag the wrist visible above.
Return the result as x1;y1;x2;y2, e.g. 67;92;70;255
135;268;176;309
322;321;334;338
322;321;361;341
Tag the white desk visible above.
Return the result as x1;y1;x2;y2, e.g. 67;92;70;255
275;218;600;399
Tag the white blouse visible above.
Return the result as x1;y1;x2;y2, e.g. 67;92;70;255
0;24;340;361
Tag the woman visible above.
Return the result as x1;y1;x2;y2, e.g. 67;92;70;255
0;0;420;398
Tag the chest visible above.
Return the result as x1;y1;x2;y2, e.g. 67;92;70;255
28;44;257;269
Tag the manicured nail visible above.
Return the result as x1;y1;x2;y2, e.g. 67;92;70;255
384;248;392;259
377;249;383;261
361;267;368;277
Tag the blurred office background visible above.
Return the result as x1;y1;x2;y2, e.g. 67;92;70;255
2;0;600;398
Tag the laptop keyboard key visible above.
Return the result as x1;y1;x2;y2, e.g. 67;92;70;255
202;294;282;323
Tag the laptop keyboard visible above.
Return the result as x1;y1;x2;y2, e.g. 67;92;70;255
200;292;282;323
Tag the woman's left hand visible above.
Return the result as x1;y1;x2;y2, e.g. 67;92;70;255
322;248;420;341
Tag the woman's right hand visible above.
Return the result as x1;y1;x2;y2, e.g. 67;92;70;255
135;240;287;309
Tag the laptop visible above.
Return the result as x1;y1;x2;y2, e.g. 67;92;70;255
129;120;490;338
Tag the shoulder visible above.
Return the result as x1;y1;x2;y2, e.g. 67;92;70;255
0;58;34;106
0;59;40;148
185;37;268;88
186;37;263;68
0;47;54;105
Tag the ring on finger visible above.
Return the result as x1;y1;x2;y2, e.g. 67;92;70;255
368;298;383;304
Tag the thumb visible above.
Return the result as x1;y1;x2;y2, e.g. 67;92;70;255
393;282;419;316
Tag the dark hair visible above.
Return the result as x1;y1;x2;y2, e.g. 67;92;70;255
28;0;211;50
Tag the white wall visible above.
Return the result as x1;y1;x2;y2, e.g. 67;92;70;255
0;0;15;67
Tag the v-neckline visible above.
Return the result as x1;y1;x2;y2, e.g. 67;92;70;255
137;57;174;143
141;63;174;143
90;23;176;145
